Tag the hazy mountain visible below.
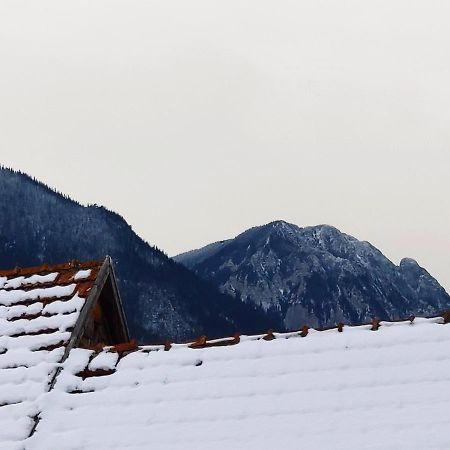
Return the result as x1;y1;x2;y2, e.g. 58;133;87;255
175;220;450;329
0;167;275;342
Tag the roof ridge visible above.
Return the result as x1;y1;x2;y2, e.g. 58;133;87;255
89;312;450;364
162;311;450;348
74;313;450;382
0;259;104;278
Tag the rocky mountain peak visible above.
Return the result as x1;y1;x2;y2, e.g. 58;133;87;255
267;219;299;232
175;221;450;331
399;257;421;269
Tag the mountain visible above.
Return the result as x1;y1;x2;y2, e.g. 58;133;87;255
175;220;450;330
0;167;275;342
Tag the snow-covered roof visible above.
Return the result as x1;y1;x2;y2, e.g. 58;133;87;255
2;259;450;449
20;315;450;450
0;258;126;448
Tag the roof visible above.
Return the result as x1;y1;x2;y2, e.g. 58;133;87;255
0;257;128;448
22;315;450;450
2;258;450;449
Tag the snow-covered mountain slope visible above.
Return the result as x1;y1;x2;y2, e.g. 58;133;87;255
0;168;274;343
175;221;450;330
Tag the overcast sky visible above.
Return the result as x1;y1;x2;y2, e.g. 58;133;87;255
0;0;449;291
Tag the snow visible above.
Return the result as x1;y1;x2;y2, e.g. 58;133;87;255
0;262;101;447
0;284;77;306
74;270;91;281
3;273;59;290
0;343;65;444
0;302;44;321
0;312;79;337
24;318;450;450
42;295;85;315
88;351;119;371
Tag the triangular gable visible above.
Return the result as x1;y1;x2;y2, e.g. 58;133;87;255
64;256;129;355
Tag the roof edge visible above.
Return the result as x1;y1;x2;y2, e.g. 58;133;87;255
139;311;450;349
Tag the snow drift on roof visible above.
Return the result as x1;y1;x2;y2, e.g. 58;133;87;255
25;316;450;450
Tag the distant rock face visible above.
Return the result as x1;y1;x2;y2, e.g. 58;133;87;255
0;168;274;343
175;221;450;330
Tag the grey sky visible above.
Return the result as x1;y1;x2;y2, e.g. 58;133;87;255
1;0;449;291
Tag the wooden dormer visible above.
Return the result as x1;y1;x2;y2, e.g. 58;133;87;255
69;256;130;351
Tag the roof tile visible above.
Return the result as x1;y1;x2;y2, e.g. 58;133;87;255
0;259;104;443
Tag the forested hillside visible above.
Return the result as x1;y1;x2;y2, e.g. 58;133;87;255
0;168;276;342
